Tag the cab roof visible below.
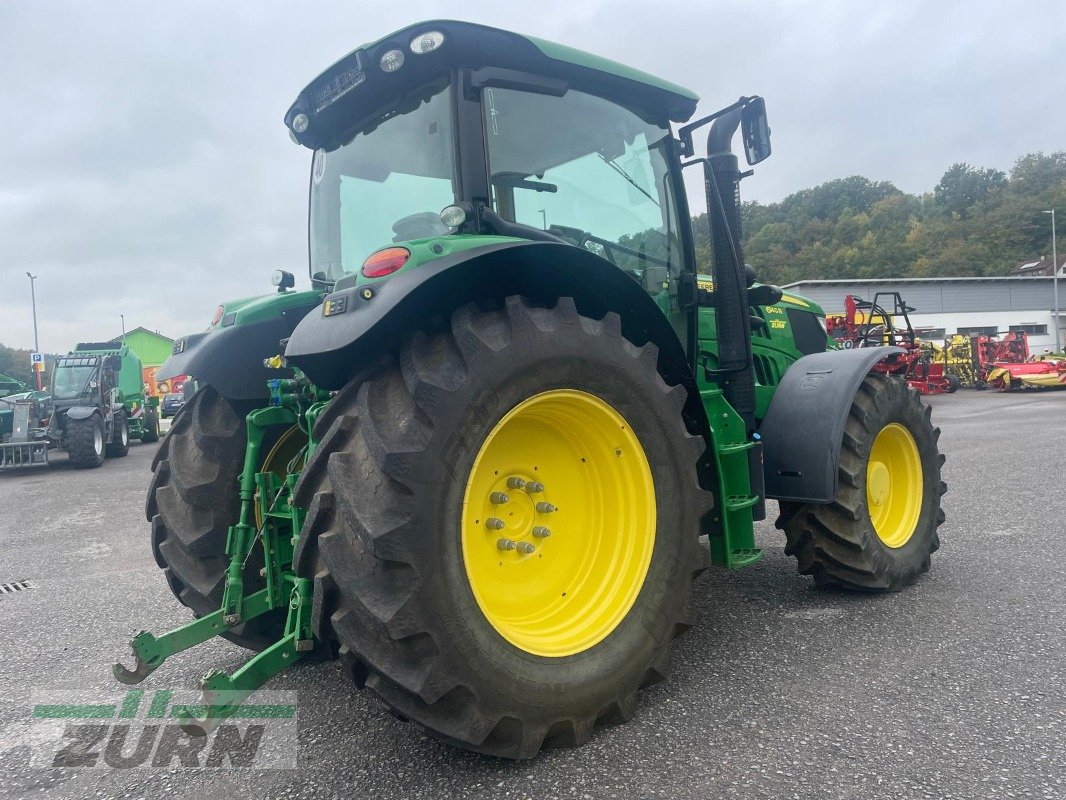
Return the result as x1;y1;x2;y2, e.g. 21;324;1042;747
286;20;699;151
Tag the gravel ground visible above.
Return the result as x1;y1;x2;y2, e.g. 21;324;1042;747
0;389;1062;799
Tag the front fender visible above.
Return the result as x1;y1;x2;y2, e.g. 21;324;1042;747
160;307;317;401
760;347;905;503
285;241;697;403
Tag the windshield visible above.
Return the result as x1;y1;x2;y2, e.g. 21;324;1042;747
52;365;97;399
309;81;457;282
482;87;681;277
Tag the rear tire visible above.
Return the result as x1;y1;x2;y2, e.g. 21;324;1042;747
146;386;284;650
945;374;960;393
776;374;946;591
293;297;712;759
142;408;160;443
67;414;105;468
106;412;130;457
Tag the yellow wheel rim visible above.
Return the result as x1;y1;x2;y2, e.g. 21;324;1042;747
461;389;656;658
254;426;304;528
866;423;923;548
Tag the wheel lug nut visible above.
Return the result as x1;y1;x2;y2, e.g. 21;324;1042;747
532;526;551;538
516;542;535;554
524;481;545;494
490;492;509;504
506;476;526;489
497;538;517;550
535;502;556;513
486;518;505;530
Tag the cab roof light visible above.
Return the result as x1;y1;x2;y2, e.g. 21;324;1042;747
410;31;445;55
380;49;405;73
362;247;410;278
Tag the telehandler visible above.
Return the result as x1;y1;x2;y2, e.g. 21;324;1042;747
116;21;946;758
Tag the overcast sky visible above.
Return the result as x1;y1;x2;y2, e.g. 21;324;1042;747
2;0;1064;353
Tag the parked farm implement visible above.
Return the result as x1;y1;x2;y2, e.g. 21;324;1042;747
826;293;958;394
920;330;1053;390
115;20;946;758
986;355;1066;390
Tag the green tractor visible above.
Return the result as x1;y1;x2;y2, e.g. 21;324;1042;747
117;21;945;758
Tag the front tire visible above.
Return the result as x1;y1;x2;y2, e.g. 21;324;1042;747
67;414;106;468
777;374;946;591
293;297;712;758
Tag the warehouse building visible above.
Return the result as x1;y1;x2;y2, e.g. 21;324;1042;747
782;276;1064;352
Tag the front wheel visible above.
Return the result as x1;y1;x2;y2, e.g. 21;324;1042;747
67;414;106;468
293;297;712;758
776;374;946;591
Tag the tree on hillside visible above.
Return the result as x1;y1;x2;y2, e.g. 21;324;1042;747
932;163;1006;218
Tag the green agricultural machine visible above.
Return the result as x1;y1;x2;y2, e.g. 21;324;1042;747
117;21;946;758
0;342;161;469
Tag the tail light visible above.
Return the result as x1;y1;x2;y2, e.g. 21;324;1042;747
362;247;410;278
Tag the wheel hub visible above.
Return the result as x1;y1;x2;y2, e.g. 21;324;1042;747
866;422;923;548
461;389;655;658
867;461;890;506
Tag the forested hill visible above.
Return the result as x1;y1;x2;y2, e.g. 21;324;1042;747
690;151;1066;285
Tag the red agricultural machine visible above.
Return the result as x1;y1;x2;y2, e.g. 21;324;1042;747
826;293;958;395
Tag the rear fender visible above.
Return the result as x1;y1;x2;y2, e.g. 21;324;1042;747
760;347;905;503
284;241;702;423
159;306;318;401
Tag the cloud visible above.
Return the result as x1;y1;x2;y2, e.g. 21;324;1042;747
1;0;1064;351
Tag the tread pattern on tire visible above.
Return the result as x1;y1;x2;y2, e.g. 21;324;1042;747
146;387;282;649
776;373;947;591
67;414;104;468
292;296;712;759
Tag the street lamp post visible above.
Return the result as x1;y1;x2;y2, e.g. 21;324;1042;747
26;272;41;390
121;314;126;335
1045;210;1060;353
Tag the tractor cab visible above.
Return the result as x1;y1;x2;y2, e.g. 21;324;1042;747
51;354;113;406
293;20;701;317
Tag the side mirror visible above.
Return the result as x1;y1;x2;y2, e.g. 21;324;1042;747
740;97;771;165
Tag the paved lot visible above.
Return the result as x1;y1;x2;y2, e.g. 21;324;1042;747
0;390;1063;799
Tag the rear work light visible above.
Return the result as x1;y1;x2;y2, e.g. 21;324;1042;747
361;247;410;278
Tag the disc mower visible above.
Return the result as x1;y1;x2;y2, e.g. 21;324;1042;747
115;21;947;758
986;355;1066;390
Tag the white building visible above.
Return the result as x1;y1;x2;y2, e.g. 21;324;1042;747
782;276;1064;352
